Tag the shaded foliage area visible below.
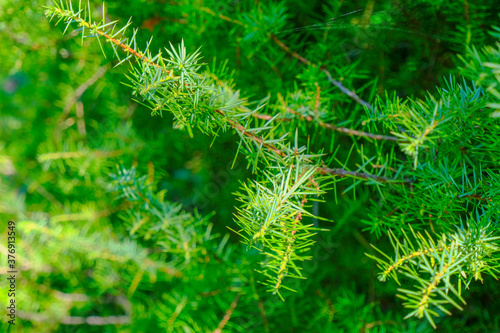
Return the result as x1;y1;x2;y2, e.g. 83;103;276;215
1;0;500;332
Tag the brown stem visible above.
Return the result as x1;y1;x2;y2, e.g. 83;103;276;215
318;167;412;184
214;109;286;157
57;8;170;73
268;34;374;111
223;94;395;141
213;293;241;333
54;65;109;148
83;10;388;144
280;103;398;141
214;108;409;184
199;7;245;27
197;6;374;110
60;8;407;186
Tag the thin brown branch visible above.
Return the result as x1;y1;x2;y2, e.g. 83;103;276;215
315;289;336;321
284;105;397;141
320;67;374;111
54;64;108;147
268;34;374;111
268;33;312;66
318;167;413;184
75;101;86;136
197;6;373;110
318;119;398;141
463;0;471;26
54;7;170;73
275;91;395;140
252;111;397;141
257;298;270;333
199;6;245;27
214;109;408;184
214;109;286;156
210;71;393;141
200;289;223;297
252;113;285;121
293;197;308;231
251;107;397;141
213;293;242;333
61;65;108;118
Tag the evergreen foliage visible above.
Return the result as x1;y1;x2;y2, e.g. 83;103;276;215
2;0;500;331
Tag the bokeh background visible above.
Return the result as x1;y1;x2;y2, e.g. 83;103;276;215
1;0;500;332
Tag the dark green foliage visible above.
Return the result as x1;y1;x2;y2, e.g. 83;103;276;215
2;0;500;331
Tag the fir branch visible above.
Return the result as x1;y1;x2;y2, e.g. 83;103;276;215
18;1;500;331
44;0;453;303
199;13;393;142
45;0;408;233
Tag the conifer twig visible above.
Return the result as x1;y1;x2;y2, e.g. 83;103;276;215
209;72;394;141
269;33;374;111
45;1;413;298
213;293;241;333
318;167;412;184
216;109;407;183
46;5;171;73
214;109;286;156
198;6;374;110
251;110;397;141
46;3;407;192
62;65;109;117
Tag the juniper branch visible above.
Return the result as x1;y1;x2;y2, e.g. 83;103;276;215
218;109;408;183
368;221;500;327
269;33;374;111
209;71;394;141
198;5;374;111
44;0;412;297
251;110;397;141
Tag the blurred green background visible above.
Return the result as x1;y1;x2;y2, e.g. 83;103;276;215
1;0;500;332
